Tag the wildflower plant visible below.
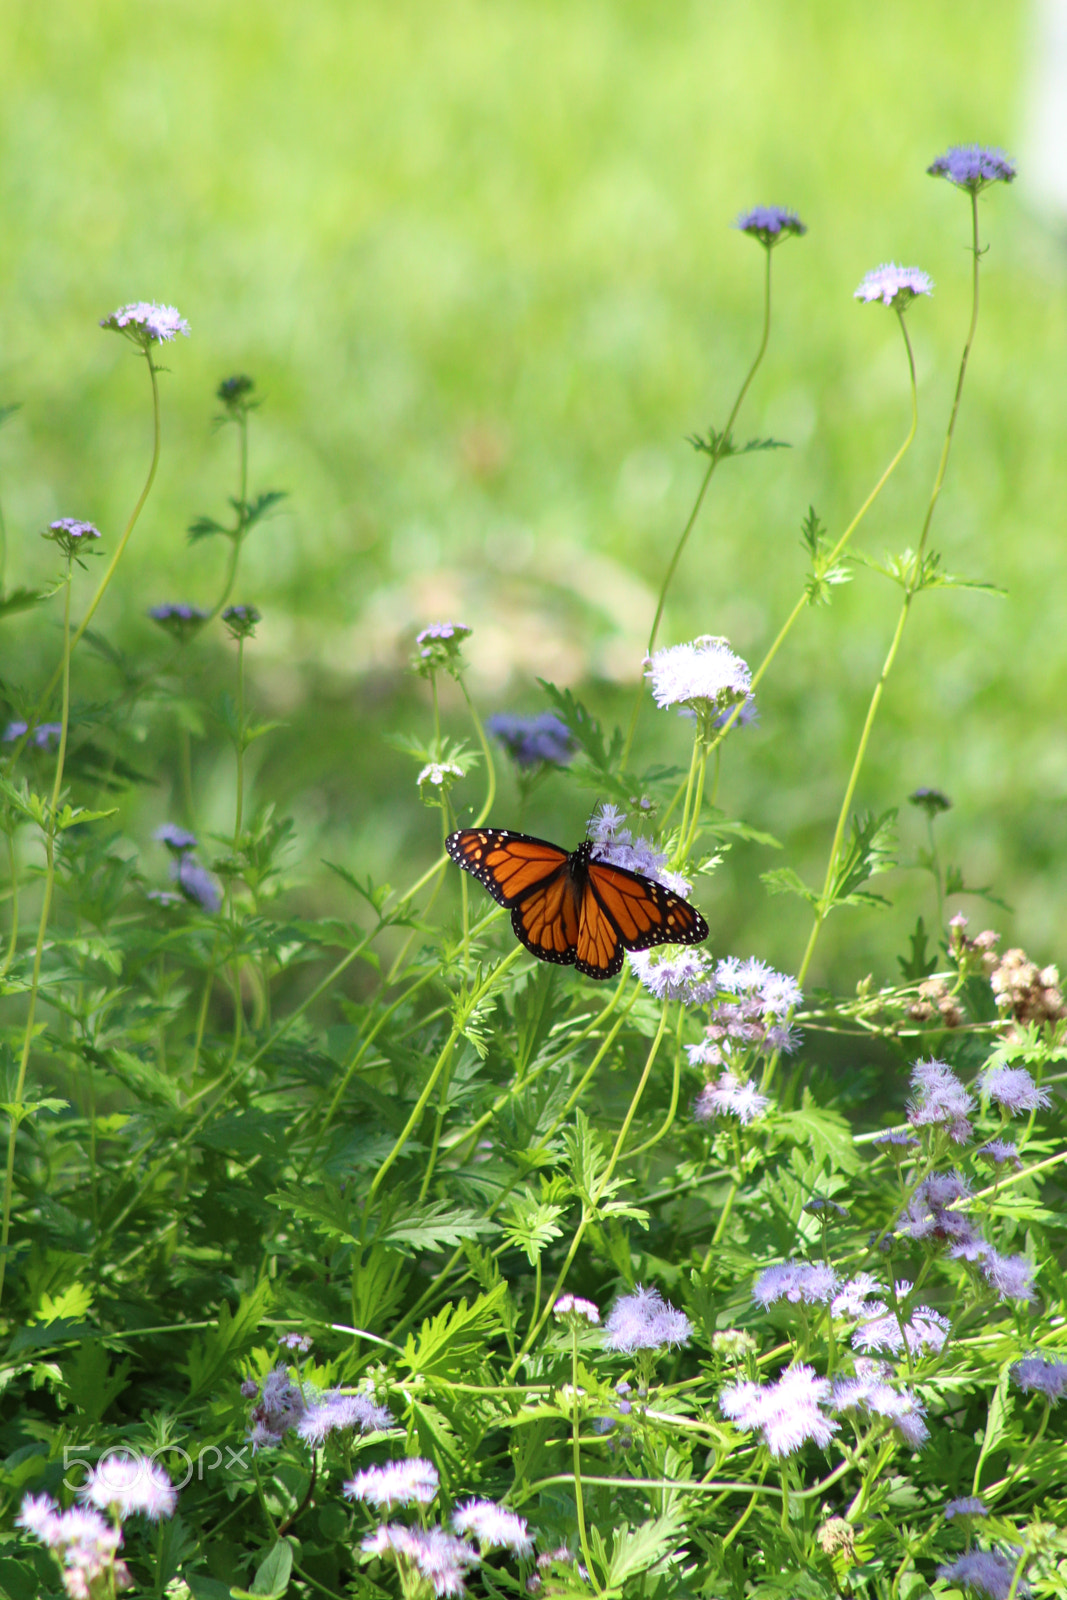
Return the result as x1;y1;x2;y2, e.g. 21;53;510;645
1;151;1066;1600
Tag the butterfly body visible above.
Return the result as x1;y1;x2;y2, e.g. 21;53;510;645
446;827;709;980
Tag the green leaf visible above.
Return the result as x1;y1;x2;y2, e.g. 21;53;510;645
378;1201;495;1255
247;1539;293;1599
183;1280;272;1399
502;1188;567;1263
825;809;897;912
898;915;938;980
537;681;620;773
605;1509;687;1586
55;803;119;831
761;866;819;907
0;587;45;619
688;426;790;459
400;1285;507;1379
60;1339;131;1422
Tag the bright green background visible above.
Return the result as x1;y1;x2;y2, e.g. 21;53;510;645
1;0;1064;985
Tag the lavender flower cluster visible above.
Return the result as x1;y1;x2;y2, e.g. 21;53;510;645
348;1456;533;1596
589;804;692;897
18;1454;177;1598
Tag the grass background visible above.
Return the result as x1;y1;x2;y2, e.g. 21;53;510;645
1;0;1064;988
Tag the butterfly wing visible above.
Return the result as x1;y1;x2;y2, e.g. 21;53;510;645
446;828;582;967
576;856;709;980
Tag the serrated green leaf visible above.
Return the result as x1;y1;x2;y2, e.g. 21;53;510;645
761;866;818;906
183;1280;272;1399
400;1286;506;1379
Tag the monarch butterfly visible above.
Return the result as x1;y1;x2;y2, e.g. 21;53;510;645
445;827;709;981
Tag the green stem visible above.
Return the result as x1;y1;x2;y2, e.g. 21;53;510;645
0;833;18;980
571;1325;600;1589
209;411;249;620
367;946;524;1205
620;245;774;772
509;1001;670;1373
0;557;73;1307
461;678;496;828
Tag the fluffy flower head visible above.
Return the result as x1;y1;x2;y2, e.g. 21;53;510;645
734;206;807;244
80;1453;177;1520
1011;1354;1067;1403
928;145;1016;191
362;1524;479;1597
981;1066;1051;1116
603;1285;691;1353
646;636;751;715
693;1071;770;1126
451;1499;533;1555
485;711;575;768
101;302;189;343
753;1260;839;1308
344;1456;439;1508
297;1390;394;1444
936;1549;1028;1600
628;946;715;1004
721;1364;838;1457
855;264;933;308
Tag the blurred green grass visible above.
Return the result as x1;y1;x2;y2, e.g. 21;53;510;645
1;0;1065;986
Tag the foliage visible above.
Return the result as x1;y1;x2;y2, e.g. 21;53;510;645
0;154;1065;1600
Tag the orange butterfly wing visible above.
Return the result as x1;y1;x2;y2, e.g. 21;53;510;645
446;829;709;981
446;829;582;967
577;855;709;979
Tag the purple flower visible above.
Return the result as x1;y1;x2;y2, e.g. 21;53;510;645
980;1066;1051;1116
101;302;190;344
17;1494;125;1593
45;518;102;558
945;1496;989;1519
693;1071;770;1126
414;621;473;676
297;1390;394;1444
906;1059;973;1142
646;635;751;715
831;1275;886;1319
553;1294;600;1325
628;947;716;1004
909;786;952;816
712;693;759;731
831;1359;929;1448
936;1549;1028;1600
980;1250;1035;1303
753;1261;839;1308
1010;1354;1067;1403
855;264;934;308
80;1453;177;1520
247;1365;306;1448
720;1364;838;1457
805;1197;847;1217
154;822;198;853
345;1457;439;1508
451;1499;533;1556
278;1331;312;1352
734;206;807;245
222;603;260;640
2;719;63;750
977;1139;1022;1169
149;602;209;641
589;806;692;897
853;1293;949;1358
874;1129;919;1149
362;1524;480;1598
174;855;222;913
928;145;1017;192
416;621;471;647
485;712;575;768
603;1285;691;1353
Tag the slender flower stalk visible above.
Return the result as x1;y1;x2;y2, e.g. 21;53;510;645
797;198;982;987
0;553;75;1306
621;243;775;771
570;1321;600;1591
